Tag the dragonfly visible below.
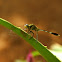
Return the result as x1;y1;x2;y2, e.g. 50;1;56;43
24;24;60;40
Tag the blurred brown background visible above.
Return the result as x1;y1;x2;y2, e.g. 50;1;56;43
0;0;62;62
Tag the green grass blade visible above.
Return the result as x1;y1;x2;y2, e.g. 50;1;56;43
0;18;61;62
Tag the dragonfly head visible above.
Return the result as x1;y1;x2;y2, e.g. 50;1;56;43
24;24;29;28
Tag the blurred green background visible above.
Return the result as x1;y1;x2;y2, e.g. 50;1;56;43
0;0;62;62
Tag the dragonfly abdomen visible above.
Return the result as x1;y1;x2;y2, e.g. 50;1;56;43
39;29;60;36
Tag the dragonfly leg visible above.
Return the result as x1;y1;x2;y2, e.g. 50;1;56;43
30;31;34;37
27;31;34;40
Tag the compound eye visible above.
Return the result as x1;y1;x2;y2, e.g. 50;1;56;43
25;24;28;26
24;24;28;28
